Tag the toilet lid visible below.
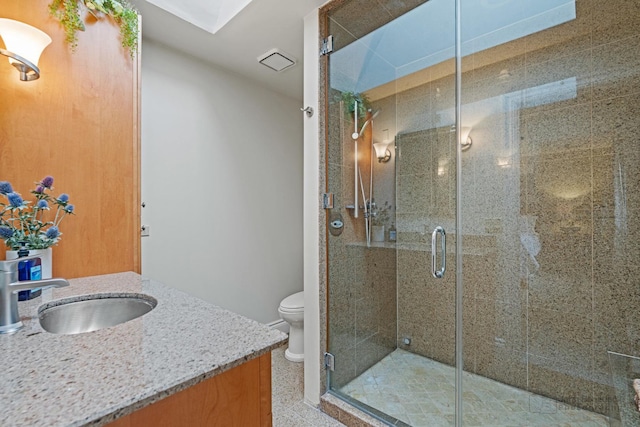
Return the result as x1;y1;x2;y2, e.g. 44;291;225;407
280;291;304;310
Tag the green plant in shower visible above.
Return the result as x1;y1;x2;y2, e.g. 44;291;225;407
372;201;392;227
339;91;372;119
48;0;139;56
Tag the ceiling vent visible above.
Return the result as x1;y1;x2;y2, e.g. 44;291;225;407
257;49;296;72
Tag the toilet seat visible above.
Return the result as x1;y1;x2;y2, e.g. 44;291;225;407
279;291;303;311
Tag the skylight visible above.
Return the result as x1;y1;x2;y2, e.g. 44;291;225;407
330;0;576;94
145;0;253;34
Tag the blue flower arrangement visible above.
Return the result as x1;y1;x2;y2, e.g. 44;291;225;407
0;176;75;250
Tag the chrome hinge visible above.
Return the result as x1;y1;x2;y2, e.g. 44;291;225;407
324;352;335;371
320;35;334;56
323;193;334;209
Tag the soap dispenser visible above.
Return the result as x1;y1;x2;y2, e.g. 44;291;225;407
388;223;397;242
16;243;42;301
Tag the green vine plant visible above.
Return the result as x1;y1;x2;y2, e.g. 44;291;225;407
339;91;372;120
49;0;139;57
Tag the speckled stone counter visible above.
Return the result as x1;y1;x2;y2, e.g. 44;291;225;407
0;272;287;427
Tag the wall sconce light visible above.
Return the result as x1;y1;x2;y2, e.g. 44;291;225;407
0;19;52;81
461;127;472;151
373;141;392;163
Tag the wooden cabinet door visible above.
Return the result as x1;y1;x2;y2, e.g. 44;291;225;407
108;353;273;427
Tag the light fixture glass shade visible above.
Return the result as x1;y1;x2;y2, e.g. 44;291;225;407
461;127;471;142
373;141;392;161
460;127;472;151
0;18;52;68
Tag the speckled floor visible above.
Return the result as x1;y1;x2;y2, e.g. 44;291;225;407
340;349;610;427
272;346;345;427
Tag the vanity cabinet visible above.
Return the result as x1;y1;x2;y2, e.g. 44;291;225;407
107;353;273;427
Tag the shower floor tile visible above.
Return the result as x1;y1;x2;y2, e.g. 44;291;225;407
339;349;609;427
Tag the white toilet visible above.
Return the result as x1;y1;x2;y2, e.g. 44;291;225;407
278;291;304;362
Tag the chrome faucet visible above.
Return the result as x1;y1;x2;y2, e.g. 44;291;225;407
0;256;69;334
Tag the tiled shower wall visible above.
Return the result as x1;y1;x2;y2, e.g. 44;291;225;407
386;0;640;415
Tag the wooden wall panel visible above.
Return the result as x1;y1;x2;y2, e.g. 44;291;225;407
0;0;140;277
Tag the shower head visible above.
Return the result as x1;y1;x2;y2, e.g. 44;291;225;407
358;110;381;137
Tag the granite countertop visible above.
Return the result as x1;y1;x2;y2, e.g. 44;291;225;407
0;272;287;427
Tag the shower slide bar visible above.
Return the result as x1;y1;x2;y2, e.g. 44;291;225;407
346;100;360;218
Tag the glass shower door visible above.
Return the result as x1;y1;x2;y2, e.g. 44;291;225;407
458;0;626;425
324;0;637;425
324;0;460;425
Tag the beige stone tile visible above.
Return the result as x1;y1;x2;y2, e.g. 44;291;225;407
397;110;438;135
396;91;436;134
328;247;352;295
319;396;342;419
396;129;434;176
322;392;388;426
472;38;526;82
522;154;593;315
524;0;592;64
328;0;393;48
592;96;640;209
592;95;640;154
327;122;344;168
472;251;518;302
323;350;607;427
474;344;528;392
328;295;356;343
592;34;640;101
470;65;527;108
330;347;357;390
528;257;593;317
397;288;429;335
528;305;593;376
291;401;347;427
591;147;615;211
376;0;426;21
397;80;431;103
475;299;527;351
525;49;592;114
426;314;456;366
431;129;455;217
619;152;640;212
396;173;430;214
354;336;385;378
521;103;591;156
326;15;358;53
591;381;616;419
394;213;429;244
593;212;640;360
273;407;309;427
355;295;377;342
431;76;456;123
528;362;596;414
472;158;520;221
591;0;640;47
396;247;429;280
327;162;344;209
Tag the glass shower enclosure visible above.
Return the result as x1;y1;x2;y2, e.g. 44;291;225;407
322;0;640;425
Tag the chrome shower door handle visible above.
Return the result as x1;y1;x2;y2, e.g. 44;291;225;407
431;226;446;279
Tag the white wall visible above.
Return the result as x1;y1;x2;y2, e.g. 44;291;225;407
140;39;303;324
